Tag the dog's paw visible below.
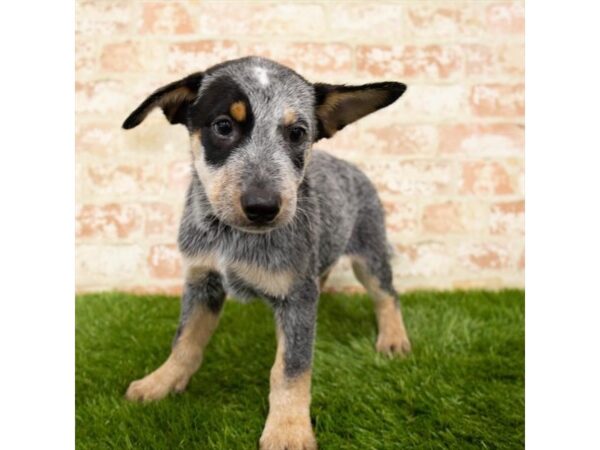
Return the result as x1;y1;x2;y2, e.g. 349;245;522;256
259;417;317;450
125;369;188;402
376;331;412;357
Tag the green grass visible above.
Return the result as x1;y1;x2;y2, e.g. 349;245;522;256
76;290;524;449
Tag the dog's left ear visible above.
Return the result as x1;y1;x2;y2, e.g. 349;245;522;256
313;82;406;140
122;72;204;130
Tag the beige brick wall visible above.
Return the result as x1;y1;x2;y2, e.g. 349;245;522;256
75;0;525;294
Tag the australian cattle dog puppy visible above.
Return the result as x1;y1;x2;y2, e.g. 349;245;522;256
122;56;411;450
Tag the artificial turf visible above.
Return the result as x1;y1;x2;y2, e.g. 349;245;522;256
76;290;524;449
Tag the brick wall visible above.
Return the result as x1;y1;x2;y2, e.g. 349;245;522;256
75;0;525;294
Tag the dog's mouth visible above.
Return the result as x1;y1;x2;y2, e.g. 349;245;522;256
231;222;280;234
236;210;292;233
227;206;295;234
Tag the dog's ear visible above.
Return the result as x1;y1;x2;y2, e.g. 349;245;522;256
122;72;204;129
313;82;406;140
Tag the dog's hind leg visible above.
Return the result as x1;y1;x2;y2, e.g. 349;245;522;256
347;205;411;356
125;270;225;402
351;255;411;356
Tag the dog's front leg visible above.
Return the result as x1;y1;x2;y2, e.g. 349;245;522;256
126;271;225;402
260;278;318;450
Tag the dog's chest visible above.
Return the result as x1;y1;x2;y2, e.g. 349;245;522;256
183;250;294;301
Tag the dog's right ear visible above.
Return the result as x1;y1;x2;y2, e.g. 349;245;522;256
313;82;406;140
122;72;204;130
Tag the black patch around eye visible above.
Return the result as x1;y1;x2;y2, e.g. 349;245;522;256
188;76;254;167
212;117;234;137
287;126;307;143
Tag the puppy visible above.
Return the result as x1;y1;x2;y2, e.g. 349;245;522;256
122;56;410;450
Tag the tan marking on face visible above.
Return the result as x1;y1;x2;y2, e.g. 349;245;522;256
283;107;297;126
230;101;246;122
209;167;228;210
260;325;316;450
232;190;247;221
125;304;221;402
215;164;245;225
351;257;411;356
190;133;243;224
229;261;294;297
189;132;203;160
190;139;222;210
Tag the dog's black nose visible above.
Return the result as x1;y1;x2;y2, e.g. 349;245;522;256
241;188;281;224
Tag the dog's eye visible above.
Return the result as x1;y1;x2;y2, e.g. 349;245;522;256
288;126;307;143
212;118;234;137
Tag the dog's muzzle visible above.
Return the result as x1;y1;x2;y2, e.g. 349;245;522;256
241;187;281;224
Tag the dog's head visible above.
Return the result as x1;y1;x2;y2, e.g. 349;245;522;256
123;57;406;233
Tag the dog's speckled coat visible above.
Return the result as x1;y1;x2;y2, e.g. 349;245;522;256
122;56;410;450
